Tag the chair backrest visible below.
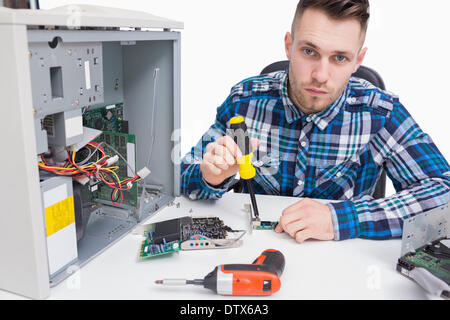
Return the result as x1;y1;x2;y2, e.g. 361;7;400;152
258;60;386;199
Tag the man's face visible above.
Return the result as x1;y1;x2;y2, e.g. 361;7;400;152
285;8;368;114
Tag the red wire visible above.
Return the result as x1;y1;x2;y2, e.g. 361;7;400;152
89;140;105;154
40;147;131;207
98;171;132;191
67;151;90;176
40;155;49;165
112;190;124;206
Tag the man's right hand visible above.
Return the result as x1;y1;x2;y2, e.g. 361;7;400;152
200;136;260;187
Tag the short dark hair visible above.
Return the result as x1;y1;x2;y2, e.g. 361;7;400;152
292;0;370;35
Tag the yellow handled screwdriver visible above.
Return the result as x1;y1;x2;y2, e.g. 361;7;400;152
229;116;260;221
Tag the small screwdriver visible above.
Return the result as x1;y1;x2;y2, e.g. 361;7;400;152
155;249;285;296
228;116;260;220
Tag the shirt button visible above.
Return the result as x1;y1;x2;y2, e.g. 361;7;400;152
306;116;312;122
300;141;307;147
336;171;342;177
297;180;304;186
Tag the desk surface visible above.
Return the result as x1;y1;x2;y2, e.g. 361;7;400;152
0;192;433;300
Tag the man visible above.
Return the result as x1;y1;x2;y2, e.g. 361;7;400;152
180;0;450;243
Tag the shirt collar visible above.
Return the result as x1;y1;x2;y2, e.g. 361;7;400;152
280;71;350;130
280;71;304;124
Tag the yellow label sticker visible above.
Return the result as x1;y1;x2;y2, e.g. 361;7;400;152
44;195;75;237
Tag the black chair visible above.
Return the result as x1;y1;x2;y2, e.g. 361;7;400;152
232;61;386;199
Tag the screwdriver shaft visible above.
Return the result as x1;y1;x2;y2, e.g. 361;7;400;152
155;279;188;286
155;279;204;286
246;180;260;219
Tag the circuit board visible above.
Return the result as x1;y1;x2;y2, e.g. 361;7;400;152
82;103;128;133
140;240;181;259
81;103;138;208
93;131;138;207
398;238;450;285
181;217;228;241
253;220;278;230
138;216;232;260
140;228;182;259
403;250;450;282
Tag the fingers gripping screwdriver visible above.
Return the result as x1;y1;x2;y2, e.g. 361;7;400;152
155;249;285;296
228;116;260;220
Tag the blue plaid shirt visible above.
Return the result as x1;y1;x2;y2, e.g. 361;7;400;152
180;71;450;240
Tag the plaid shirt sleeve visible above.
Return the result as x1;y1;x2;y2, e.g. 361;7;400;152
328;99;450;240
180;96;236;200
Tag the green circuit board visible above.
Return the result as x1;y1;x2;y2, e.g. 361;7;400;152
82;103;128;133
139;238;182;259
139;223;182;259
92;131;138;207
137;216;231;259
253;220;278;230
406;250;450;282
81;103;138;208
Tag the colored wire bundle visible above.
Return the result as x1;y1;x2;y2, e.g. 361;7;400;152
38;141;142;206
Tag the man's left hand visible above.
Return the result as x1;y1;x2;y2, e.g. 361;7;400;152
274;198;335;243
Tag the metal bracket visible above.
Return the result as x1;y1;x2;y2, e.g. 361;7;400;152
401;203;450;256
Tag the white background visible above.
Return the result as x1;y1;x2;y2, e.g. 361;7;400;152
41;0;450;196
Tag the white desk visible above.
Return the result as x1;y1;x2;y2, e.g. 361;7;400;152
0;192;433;300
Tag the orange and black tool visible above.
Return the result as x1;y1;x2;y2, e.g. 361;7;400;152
155;249;285;296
